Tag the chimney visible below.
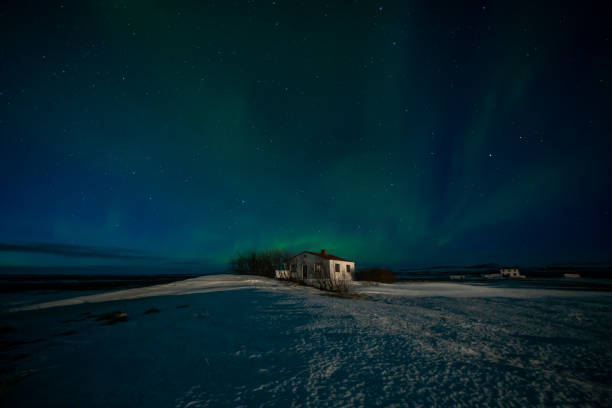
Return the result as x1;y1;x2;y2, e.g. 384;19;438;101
321;249;326;255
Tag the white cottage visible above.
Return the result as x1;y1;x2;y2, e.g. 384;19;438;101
500;267;525;278
276;249;355;282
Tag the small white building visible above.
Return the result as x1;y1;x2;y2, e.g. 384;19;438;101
500;267;525;278
276;249;355;282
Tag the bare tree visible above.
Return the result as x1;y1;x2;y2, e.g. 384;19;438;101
229;248;291;278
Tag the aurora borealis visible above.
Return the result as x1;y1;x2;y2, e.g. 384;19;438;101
1;1;610;270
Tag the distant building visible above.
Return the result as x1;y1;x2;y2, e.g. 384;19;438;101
275;249;355;282
450;274;465;280
564;273;581;278
483;273;502;279
500;267;525;278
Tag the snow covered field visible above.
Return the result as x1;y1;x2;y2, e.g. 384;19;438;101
2;275;612;407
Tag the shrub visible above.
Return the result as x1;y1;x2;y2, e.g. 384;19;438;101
229;248;290;278
356;267;396;283
315;276;352;293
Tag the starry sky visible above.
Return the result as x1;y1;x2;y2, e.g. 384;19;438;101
1;0;611;271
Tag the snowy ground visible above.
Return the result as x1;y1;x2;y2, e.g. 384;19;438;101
1;275;612;407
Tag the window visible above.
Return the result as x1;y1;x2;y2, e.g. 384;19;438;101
291;264;297;272
346;264;351;274
335;263;340;273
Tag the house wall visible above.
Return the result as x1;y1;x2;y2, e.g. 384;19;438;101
328;259;355;281
286;252;323;280
286;252;354;281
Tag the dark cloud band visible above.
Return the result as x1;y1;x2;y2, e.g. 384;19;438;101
0;242;157;260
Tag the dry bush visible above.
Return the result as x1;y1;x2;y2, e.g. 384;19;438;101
229;248;291;278
356;267;396;283
315;276;352;293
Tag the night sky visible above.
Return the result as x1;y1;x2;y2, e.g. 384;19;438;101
1;1;611;270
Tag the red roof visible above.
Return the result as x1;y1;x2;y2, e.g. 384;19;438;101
287;250;353;263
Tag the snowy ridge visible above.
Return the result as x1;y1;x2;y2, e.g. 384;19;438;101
10;275;289;311
2;275;612;407
11;275;612;312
